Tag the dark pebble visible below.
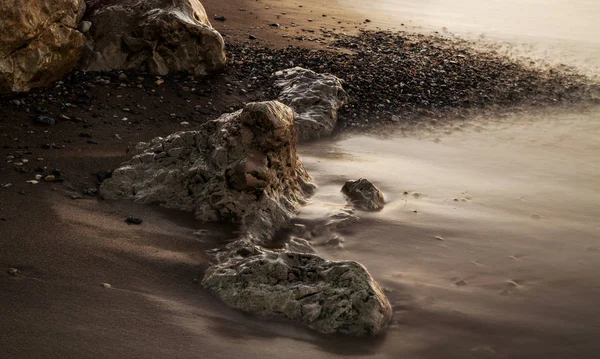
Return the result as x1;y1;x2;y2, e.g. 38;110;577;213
214;16;226;22
125;217;143;225
87;140;98;145
35;115;56;126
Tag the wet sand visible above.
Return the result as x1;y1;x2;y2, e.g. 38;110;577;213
2;0;600;358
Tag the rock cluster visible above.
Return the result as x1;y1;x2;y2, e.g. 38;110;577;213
99;101;314;241
100;98;392;335
82;0;226;75
274;67;348;141
0;0;86;94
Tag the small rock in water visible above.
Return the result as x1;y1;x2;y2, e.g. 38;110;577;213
118;73;128;81
114;134;122;140
455;279;469;286
125;217;143;225
35;115;56;126
341;178;385;211
44;175;56;182
531;213;542;220
101;283;112;289
248;34;257;40
26;180;39;184
435;236;444;241
7;268;18;276
214;15;226;22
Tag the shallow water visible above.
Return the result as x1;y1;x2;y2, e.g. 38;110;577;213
298;106;600;357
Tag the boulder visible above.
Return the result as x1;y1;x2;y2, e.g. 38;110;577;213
274;67;348;141
99;101;314;241
341;179;385;211
202;241;392;336
81;0;226;75
0;0;86;94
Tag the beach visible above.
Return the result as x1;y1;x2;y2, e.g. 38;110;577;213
1;0;600;358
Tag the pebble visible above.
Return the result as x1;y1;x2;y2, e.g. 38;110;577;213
101;283;112;289
35;115;56;126
125;217;143;225
435;236;444;241
180;121;190;126
114;134;122;140
118;73;128;81
70;193;83;200
44;175;56;182
35;174;42;180
248;34;257;40
26;180;39;184
7;268;18;276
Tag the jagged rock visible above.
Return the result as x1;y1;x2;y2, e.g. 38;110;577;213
274;67;348;141
99;101;314;241
284;237;316;253
342;179;385;211
0;0;86;94
81;0;226;75
202;241;392;336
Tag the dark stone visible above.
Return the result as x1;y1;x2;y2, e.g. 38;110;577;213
35;115;56;126
125;217;143;225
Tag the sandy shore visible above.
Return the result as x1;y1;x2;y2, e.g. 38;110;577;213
2;0;600;358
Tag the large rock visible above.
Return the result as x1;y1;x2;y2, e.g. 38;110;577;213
99;101;314;241
202;241;392;336
0;0;86;94
274;67;348;141
81;0;225;75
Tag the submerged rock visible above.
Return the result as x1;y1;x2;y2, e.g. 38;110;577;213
202;241;392;336
0;0;86;94
274;67;348;141
100;101;314;241
82;0;226;75
342;179;385;211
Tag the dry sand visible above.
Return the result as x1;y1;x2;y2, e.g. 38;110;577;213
2;0;600;358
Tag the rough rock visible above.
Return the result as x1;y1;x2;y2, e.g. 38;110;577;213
342;179;385;211
274;67;348;141
100;101;314;241
202;241;392;336
81;0;226;75
0;0;86;94
284;237;316;253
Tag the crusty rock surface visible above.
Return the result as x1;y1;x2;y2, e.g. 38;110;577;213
82;0;225;75
99;101;314;241
274;67;348;142
342;179;385;211
202;241;392;336
0;0;86;94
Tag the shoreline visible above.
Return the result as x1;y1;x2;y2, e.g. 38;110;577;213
1;0;600;357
